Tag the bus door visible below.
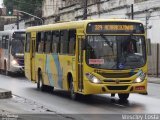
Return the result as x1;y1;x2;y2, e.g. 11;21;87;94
31;32;36;81
77;36;85;92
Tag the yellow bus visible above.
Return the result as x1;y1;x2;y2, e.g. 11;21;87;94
25;19;148;100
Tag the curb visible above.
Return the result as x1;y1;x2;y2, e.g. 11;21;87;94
148;77;160;84
148;81;160;84
0;88;12;99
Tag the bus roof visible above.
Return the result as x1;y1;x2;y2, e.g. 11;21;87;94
26;19;143;32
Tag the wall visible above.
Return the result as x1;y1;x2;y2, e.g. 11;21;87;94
42;0;64;18
42;0;160;76
4;20;25;30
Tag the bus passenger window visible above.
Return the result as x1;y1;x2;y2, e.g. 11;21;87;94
60;30;69;54
52;31;60;53
25;33;31;52
2;35;9;49
36;32;41;52
69;30;76;55
2;36;6;49
45;32;52;53
5;35;9;49
38;32;45;53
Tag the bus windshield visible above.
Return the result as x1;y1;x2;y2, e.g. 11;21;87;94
12;32;25;56
86;35;146;70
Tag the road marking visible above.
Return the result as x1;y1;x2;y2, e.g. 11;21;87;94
113;103;126;107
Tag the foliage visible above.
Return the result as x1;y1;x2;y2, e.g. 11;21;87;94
3;0;43;17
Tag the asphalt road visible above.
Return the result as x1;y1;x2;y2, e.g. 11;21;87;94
0;74;160;120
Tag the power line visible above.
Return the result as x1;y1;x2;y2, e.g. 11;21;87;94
14;0;63;7
12;0;160;7
134;0;160;5
10;0;160;21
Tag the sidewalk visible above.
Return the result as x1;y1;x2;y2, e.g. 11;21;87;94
148;77;160;84
0;88;12;99
0;90;75;120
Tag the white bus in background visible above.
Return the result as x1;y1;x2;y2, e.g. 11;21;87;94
0;29;25;75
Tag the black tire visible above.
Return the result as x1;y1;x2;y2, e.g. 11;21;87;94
69;78;78;100
4;62;8;76
37;71;44;91
37;71;54;92
118;93;129;101
43;85;54;93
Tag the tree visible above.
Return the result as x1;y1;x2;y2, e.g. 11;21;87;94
3;0;43;17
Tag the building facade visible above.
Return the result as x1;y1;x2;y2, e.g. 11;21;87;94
42;0;160;77
42;0;160;42
0;8;17;30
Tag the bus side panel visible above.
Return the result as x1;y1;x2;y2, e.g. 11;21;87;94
58;55;76;90
0;48;3;70
25;53;31;80
3;49;9;71
31;32;36;81
49;54;62;88
44;54;58;87
43;54;76;90
35;54;47;84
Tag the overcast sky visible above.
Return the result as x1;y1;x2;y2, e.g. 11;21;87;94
0;0;3;8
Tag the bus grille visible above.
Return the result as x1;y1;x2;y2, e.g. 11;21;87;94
103;80;132;84
107;86;128;90
97;72;136;78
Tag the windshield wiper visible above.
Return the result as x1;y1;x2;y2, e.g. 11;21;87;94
19;38;24;46
100;34;113;49
100;34;115;56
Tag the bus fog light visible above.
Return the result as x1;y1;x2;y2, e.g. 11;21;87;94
85;73;101;84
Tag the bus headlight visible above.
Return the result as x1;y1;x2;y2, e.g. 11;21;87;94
133;72;146;83
11;60;18;66
85;73;101;84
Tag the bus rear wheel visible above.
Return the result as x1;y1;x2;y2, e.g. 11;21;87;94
37;71;45;91
37;71;53;92
118;93;129;101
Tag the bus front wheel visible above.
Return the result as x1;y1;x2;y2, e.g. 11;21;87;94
4;61;8;76
118;93;129;101
69;78;78;100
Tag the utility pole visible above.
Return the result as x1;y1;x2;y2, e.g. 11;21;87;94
83;0;87;20
131;4;134;20
17;12;19;29
145;9;153;39
145;15;148;38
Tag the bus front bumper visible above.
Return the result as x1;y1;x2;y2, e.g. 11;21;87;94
10;65;24;73
82;79;147;95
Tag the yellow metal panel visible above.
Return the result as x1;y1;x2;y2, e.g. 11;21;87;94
31;32;36;38
24;53;31;80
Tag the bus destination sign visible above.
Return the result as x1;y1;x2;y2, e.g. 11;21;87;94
86;22;144;34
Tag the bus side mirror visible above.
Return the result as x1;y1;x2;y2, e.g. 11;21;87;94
10;39;13;46
147;38;151;56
